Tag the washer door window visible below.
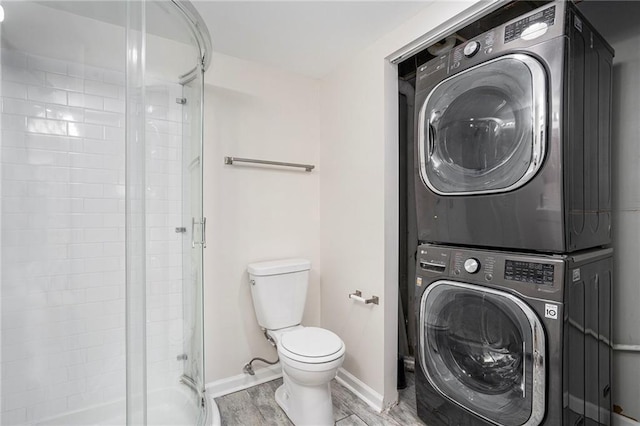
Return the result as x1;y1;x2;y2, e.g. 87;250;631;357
419;281;545;425
418;54;546;195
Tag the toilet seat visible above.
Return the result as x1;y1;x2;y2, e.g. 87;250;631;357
278;327;345;364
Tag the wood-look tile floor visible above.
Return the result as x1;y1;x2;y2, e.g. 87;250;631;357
215;372;425;426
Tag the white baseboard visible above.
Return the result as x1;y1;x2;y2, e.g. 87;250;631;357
205;363;282;398
614;413;640;426
335;368;384;413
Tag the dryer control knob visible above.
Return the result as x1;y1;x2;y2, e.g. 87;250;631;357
463;41;481;57
464;258;481;274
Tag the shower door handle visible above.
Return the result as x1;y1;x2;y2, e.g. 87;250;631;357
191;217;195;248
191;217;206;248
201;217;207;248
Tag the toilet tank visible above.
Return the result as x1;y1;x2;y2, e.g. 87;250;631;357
247;258;311;330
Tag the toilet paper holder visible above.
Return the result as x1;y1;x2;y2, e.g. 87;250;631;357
348;290;379;305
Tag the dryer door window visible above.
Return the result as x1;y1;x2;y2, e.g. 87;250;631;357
418;54;546;195
419;281;545;425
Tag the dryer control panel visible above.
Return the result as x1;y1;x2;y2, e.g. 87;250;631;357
504;5;556;44
415;1;566;89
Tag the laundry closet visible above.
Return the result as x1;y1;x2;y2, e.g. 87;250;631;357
397;1;640;424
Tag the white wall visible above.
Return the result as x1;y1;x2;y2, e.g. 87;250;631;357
319;0;477;408
579;2;640;420
202;52;322;383
609;32;640;422
608;19;640;423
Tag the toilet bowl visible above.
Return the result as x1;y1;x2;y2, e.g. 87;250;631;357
247;259;346;426
268;326;345;426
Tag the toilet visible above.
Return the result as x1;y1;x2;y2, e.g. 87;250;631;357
247;258;345;426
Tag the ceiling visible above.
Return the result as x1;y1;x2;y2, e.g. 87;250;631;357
192;1;431;78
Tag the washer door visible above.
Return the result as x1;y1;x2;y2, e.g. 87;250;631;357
419;281;545;426
418;54;546;195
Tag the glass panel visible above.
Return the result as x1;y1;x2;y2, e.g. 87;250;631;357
420;282;534;425
421;56;542;194
143;1;204;424
1;2;128;424
181;68;205;396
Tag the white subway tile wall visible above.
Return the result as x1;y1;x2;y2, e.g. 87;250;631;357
1;49;186;424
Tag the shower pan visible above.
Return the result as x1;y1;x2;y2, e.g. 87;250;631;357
0;1;214;424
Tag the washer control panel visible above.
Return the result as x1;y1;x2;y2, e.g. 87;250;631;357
417;244;562;290
504;260;554;285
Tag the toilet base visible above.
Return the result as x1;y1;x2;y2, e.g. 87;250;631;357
275;373;334;426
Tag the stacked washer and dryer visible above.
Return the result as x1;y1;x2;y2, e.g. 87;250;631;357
412;2;614;425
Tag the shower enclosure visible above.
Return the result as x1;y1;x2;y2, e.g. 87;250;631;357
0;1;214;424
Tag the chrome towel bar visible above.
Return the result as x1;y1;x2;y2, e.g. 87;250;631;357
224;156;315;172
348;290;379;305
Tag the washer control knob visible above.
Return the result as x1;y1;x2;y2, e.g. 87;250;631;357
464;258;481;274
463;41;481;57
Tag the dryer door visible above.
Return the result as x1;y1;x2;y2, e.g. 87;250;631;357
419;280;545;425
418;54;546;195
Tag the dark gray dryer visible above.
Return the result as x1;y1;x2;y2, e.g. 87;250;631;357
414;244;612;425
414;1;614;253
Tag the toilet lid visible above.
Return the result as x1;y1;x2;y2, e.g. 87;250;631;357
280;327;344;360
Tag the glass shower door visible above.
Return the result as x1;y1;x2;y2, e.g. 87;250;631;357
181;65;206;403
127;0;210;423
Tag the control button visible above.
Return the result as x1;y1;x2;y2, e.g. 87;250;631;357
463;41;481;57
464;258;480;274
454;269;461;275
484;47;493;55
485;273;493;281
